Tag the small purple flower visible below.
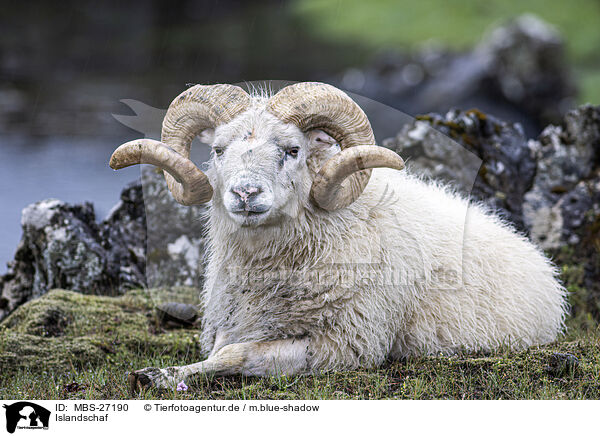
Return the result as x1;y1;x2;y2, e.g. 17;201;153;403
176;381;188;392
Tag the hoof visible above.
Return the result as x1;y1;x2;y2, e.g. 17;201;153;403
128;367;164;395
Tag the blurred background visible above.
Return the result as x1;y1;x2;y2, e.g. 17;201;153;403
1;0;599;272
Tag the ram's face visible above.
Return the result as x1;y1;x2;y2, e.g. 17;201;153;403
109;83;405;222
204;111;340;227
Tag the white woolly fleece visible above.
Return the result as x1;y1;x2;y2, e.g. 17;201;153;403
199;163;568;371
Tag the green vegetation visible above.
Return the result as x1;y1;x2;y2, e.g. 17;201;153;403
291;0;600;104
1;289;599;400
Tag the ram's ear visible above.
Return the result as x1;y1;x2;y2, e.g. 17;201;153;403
307;129;340;156
308;129;338;148
198;128;215;145
306;129;341;172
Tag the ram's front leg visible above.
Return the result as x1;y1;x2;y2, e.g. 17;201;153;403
129;337;310;394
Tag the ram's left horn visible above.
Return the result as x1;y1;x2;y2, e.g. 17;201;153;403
310;146;405;211
267;82;405;211
109;138;213;205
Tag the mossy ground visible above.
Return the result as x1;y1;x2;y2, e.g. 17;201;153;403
1;289;599;400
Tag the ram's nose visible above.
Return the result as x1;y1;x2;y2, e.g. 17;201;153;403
231;185;263;203
228;182;271;215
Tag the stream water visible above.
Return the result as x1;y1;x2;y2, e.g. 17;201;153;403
0;133;140;273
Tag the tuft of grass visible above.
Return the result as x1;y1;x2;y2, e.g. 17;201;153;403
1;289;600;400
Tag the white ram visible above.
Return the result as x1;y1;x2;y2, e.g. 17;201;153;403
109;82;568;392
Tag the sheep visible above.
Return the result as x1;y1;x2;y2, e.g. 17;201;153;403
109;82;568;393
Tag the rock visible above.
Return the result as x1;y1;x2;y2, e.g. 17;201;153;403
385;108;536;230
157;302;199;327
100;179;148;286
0;168;207;322
337;14;575;136
544;352;579;377
0;289;202;376
520;103;600;308
552;172;600;319
0;182;146;321
62;382;88;394
141;168;207;291
475;14;575;126
523;105;600;248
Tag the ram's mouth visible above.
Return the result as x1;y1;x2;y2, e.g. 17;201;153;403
228;208;272;227
230;210;268;219
229;206;270;216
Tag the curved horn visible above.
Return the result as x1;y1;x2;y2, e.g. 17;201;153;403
311;146;404;211
110;84;251;205
266;82;404;211
110;139;213;205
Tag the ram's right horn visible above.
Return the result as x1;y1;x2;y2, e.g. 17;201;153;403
109;84;251;205
109;139;213;205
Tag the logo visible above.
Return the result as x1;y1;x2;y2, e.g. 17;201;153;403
2;402;50;434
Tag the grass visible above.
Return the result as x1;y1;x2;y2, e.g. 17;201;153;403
2;328;599;400
1;289;600;400
291;0;600;105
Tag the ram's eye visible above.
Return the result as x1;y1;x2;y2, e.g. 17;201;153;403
213;147;224;157
286;147;300;158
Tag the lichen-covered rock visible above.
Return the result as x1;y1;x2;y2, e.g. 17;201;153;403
0;289;202;376
141;168;207;290
523;105;600;250
0;167;208;322
100;180;148;285
384;108;536;230
0;183;146;321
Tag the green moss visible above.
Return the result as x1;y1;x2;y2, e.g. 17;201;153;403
554;220;600;322
0;289;203;378
2;289;149;337
415;114;433;122
465;108;488;121
0;332;106;373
